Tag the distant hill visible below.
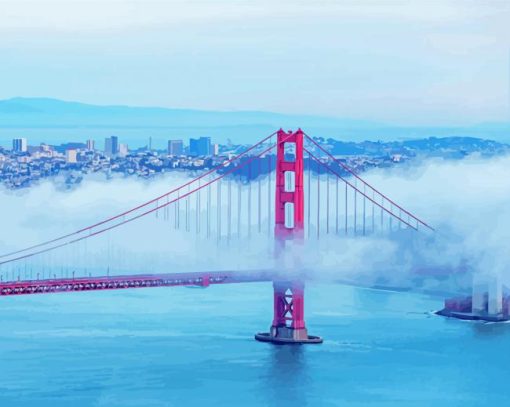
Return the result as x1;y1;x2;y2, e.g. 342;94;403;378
0;97;509;147
317;136;509;158
0;97;379;130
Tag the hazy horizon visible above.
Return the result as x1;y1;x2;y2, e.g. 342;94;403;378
2;95;510;126
1;1;510;126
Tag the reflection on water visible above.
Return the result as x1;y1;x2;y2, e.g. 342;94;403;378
1;282;510;406
471;320;510;337
262;345;310;406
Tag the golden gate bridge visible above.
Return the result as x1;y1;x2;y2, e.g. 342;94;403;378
0;129;443;343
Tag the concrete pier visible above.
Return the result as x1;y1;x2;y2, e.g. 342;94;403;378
438;274;509;322
488;276;503;316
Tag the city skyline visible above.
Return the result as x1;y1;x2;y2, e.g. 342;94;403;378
3;135;220;155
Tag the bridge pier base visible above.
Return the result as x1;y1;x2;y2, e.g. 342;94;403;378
255;281;322;344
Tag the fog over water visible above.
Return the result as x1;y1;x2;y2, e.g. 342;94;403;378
1;154;509;293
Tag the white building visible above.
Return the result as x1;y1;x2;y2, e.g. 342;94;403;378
118;143;129;157
66;149;78;164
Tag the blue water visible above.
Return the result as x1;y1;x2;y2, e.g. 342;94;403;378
0;282;509;406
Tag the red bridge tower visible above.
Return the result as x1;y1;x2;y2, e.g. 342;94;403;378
255;129;322;344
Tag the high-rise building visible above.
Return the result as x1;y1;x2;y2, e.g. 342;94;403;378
168;140;184;156
65;149;78;163
104;138;113;156
213;143;220;156
86;139;95;151
189;137;211;156
12;138;28;153
189;138;198;156
118;143;129;157
104;136;119;157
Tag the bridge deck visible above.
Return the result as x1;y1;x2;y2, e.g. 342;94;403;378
0;271;275;296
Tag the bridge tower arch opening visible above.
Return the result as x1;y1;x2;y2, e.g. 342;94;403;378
255;129;322;344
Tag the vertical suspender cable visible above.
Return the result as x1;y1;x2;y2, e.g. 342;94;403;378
238;174;242;238
267;150;272;236
380;196;384;233
317;158;320;239
389;203;393;232
326;171;330;234
207;183;211;239
217;180;222;240
335;176;339;234
174;190;178;229
353;179;357;236
196;179;201;234
307;152;311;238
258;157;262;234
164;196;168;221
176;189;180;229
372;189;375;234
228;177;232;241
344;181;348;235
186;185;190;232
248;161;252;238
363;184;366;236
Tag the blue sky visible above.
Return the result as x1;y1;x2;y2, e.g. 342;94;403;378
0;0;509;125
